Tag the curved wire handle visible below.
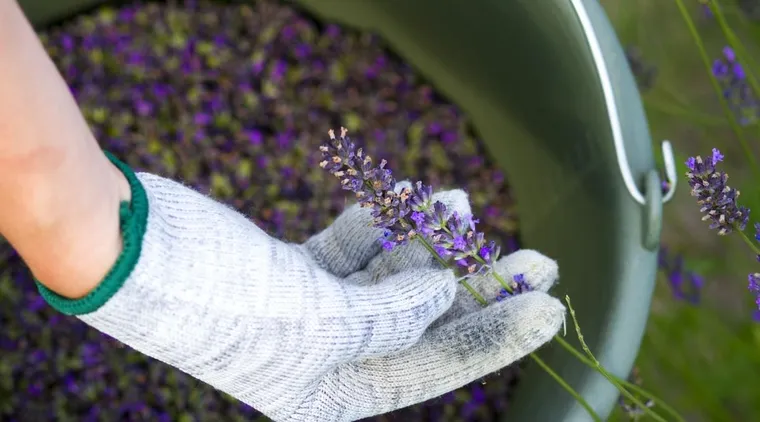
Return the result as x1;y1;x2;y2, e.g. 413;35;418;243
569;0;677;207
659;140;677;204
618;139;677;206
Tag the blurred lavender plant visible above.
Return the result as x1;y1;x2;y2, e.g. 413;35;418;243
749;224;760;320
656;182;703;304
738;0;760;21
698;0;760;22
684;148;760;320
699;0;714;21
658;247;705;304
625;46;658;93
748;271;760;321
712;46;760;126
658;153;704;303
618;367;656;421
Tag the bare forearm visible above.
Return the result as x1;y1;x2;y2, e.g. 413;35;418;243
0;0;129;298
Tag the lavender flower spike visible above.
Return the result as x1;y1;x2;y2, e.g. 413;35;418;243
685;148;749;235
685;150;759;320
319;128;506;286
749;221;760;315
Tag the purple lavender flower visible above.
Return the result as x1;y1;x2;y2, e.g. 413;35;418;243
748;273;760;292
701;3;714;20
618;367;656;419
685;148;749;235
712;46;760;125
686;272;705;304
659;249;705;304
319;128;503;282
749;272;760;315
495;274;532;301
685;151;760;320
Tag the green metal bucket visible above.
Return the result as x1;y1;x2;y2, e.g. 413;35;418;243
20;0;667;420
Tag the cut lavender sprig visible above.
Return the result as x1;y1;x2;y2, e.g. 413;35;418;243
320;128;514;298
712;46;760;126
685;148;749;235
685;149;759;320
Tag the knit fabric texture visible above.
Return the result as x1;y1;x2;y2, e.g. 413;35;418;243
39;162;565;421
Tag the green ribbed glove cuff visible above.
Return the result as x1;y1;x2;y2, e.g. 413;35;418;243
35;151;148;316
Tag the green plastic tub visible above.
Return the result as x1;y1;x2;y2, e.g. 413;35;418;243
20;0;668;420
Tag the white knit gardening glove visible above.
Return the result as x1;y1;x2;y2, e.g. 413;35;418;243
67;172;565;422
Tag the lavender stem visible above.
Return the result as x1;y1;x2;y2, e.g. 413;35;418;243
421;211;512;292
529;354;602;422
415;236;488;305
472;254;513;292
565;297;667;422
738;228;760;255
554;336;686;421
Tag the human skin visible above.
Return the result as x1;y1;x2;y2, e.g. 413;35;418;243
0;0;130;299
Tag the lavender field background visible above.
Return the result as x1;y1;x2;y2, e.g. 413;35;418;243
603;0;760;420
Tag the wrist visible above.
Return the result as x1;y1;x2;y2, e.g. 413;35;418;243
4;149;127;299
37;152;148;315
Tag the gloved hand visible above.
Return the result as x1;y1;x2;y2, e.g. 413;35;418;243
44;162;564;422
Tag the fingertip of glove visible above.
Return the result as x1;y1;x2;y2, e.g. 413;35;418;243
431;189;471;214
427;266;459;293
501;291;566;337
430;292;565;369
408;267;459;306
495;249;559;293
303;204;383;277
376;266;458;335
